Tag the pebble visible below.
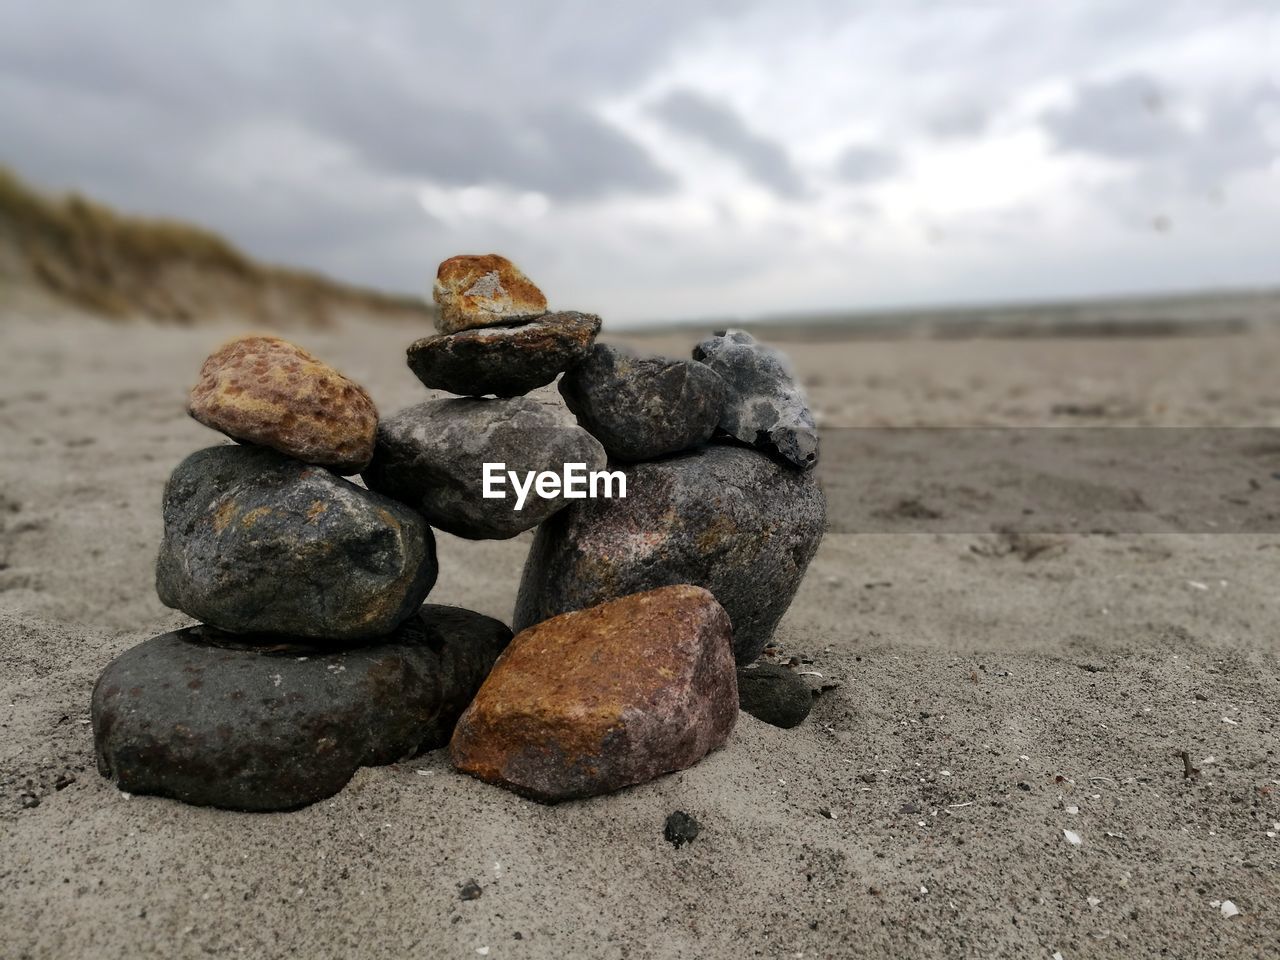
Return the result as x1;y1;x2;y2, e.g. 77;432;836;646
433;254;547;334
450;586;737;802
559;344;726;461
692;329;819;470
407;311;600;398
92;605;512;811
736;663;813;728
513;444;826;663
664;811;701;848
363;397;606;540
156;445;437;641
187;335;377;474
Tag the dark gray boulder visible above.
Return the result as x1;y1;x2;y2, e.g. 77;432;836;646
736;662;813;728
156;446;437;642
92;605;512;811
363;397;607;540
513;445;826;663
692;330;819;470
407;311;601;398
558;344;725;461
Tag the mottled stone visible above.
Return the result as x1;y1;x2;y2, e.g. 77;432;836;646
363;397;607;540
558;344;725;461
514;445;826;663
157;445;437;641
664;811;701;848
433;254;547;334
693;330;819;470
408;311;601;398
187;335;377;474
92;605;511;811
736;663;813;728
450;586;737;803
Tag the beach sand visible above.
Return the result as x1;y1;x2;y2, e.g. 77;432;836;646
2;315;1278;958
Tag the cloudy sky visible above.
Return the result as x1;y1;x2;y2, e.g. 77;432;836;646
1;1;1277;325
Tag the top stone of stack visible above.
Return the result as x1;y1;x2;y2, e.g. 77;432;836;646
433;254;548;334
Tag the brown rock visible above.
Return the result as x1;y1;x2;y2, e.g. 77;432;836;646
187;335;377;474
408;311;601;397
450;585;737;802
433;254;548;334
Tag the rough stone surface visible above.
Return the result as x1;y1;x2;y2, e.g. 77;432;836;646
187;335;377;474
450;585;737;803
363;397;607;540
157;445;437;641
693;329;819;470
408;311;601;398
92;605;512;811
558;344;726;461
736;663;813;728
663;811;701;848
514;445;826;663
433;254;548;334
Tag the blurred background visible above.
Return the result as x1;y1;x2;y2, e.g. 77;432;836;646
1;0;1277;329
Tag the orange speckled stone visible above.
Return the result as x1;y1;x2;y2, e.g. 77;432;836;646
450;585;737;802
432;253;548;334
187;335;377;474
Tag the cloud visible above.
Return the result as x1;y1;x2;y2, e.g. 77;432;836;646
1043;73;1279;192
835;145;899;184
0;0;1276;321
650;88;806;197
1042;75;1184;160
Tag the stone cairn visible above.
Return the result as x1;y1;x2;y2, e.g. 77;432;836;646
91;254;826;810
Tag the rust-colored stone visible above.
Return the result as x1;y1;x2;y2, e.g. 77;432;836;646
187;335;377;474
432;253;548;334
450;585;737;802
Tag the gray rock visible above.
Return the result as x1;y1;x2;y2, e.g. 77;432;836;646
736;662;813;728
692;330;819;470
513;445;826;663
156;446;437;642
363;397;607;540
558;344;725;461
407;311;601;398
92;605;511;811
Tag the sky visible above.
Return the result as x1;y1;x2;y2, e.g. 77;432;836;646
1;0;1277;325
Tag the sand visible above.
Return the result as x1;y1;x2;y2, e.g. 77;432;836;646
2;315;1278;959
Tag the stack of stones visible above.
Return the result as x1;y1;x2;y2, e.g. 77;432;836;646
91;253;826;810
91;336;512;811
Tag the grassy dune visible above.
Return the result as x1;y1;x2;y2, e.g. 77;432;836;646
0;166;430;327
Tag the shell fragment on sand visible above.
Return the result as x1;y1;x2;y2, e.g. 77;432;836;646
450;585;738;802
187;335;377;474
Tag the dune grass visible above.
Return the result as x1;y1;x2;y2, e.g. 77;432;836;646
0;165;428;325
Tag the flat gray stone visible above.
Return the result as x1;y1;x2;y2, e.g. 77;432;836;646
407;311;601;398
559;344;725;461
693;330;819;470
363;397;606;540
92;605;511;811
513;445;826;663
737;663;813;728
156;446;437;642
